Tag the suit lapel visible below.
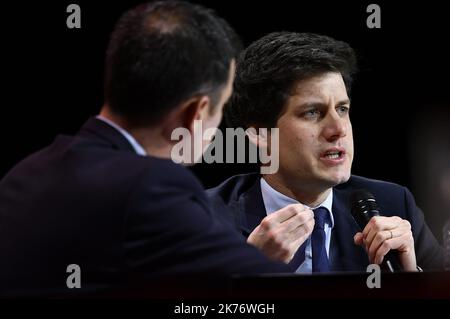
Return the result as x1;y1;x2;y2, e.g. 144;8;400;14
331;187;370;271
235;175;307;270
237;177;267;237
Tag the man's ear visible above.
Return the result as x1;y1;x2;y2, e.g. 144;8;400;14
162;95;210;140
246;125;268;148
182;95;210;134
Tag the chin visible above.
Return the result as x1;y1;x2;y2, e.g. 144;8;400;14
334;172;351;185
322;171;351;187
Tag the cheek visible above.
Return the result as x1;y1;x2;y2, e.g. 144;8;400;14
211;116;221;129
204;116;221;132
281;133;316;162
284;126;315;145
347;126;354;155
281;122;311;141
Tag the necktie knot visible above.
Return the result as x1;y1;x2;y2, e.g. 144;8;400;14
313;207;329;230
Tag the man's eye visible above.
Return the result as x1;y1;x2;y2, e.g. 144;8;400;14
337;106;349;115
303;109;320;118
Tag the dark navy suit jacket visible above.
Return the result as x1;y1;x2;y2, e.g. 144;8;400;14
207;173;444;272
0;118;289;297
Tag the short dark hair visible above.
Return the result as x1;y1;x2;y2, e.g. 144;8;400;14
104;0;241;126
226;32;357;128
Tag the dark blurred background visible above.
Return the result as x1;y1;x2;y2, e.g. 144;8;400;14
2;0;449;241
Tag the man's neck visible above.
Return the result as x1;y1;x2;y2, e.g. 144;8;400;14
262;174;332;207
99;107;172;159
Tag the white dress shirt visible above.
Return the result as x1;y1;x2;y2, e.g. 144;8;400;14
260;178;334;273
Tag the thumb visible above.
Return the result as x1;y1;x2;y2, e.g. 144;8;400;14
247;225;262;243
353;232;364;246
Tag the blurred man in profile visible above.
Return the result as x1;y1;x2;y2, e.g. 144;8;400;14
0;1;291;297
208;32;444;273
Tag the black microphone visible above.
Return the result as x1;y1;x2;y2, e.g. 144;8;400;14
350;189;402;272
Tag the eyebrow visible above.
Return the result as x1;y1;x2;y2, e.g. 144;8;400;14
298;99;351;109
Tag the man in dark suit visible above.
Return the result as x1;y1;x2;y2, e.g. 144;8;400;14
0;1;290;297
207;32;443;272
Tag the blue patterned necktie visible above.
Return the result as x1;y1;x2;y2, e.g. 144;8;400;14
312;207;331;272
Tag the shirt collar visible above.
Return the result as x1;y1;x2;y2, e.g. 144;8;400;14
260;177;334;228
96;115;147;156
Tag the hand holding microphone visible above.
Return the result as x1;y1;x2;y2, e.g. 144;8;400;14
351;190;418;272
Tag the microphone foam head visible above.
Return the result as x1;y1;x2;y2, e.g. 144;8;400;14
350;189;380;228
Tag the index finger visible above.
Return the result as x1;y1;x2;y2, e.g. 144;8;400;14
268;204;306;224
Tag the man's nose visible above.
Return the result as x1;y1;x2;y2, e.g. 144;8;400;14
322;111;347;142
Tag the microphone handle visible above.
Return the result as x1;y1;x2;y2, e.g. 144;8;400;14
381;250;402;272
